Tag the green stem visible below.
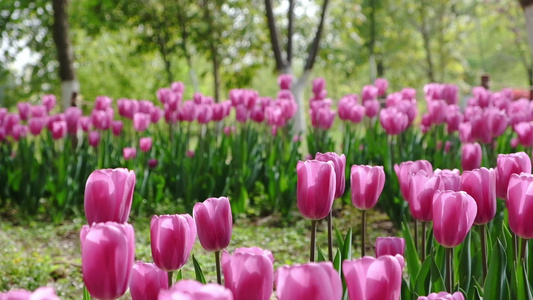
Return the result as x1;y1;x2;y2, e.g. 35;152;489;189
480;224;487;280
414;219;419;256
168;271;173;288
327;211;333;262
421;221;426;263
310;220;317;262
521;238;528;263
513;232;518;262
446;247;453;292
215;250;222;285
362;210;367;256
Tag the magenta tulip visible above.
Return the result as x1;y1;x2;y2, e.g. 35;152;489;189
374;78;388;97
91;110;110;130
315;152;346;199
350;165;385;210
80;222;135;300
222;247;274;300
84;168;136;224
343;254;404;300
42;94;56;112
148;158;158;169
51;121;67;140
507;173;533;239
29;117;47;136
193;197;232;252
297;160;336;220
364;99;380;118
65;107;82;134
123;147;137;160
375;237;405;257
432;191;477;248
80;116;92;132
94;96;112;111
130;261;169;300
418;292;465;300
111;120;124;136
140;137;153;153
460;168;496;225
88;131;100;147
150;214;197;271
17;102;31;121
428;99;448;125
159;280;233;300
362;85;378;102
134;113;151;132
278;74;292;90
434;169;461;191
461;143;482;171
275;262;342;300
394;160;434;200
379;107;408;135
514;122;533;147
0;287;60;300
497;152;532;199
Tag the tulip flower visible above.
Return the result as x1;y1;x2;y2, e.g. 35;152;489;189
461;143;482;171
432;190;477;291
379;107;408;135
222;247;274;300
51;121;67;140
80;116;92;132
42;94;56;112
65;106;82;134
496;152;532;199
80;222;135;300
148;158;158;169
95;96;112;111
139;137;153;153
194;197;232;283
514;122;533;147
17;102;31;121
374;78;388;97
84;168;136;224
111;120;124;136
88;131;100;147
507;173;533;239
364;99;380;118
351;165;385;256
150;214;196;285
362;85;378;102
0;286;60;300
417;292;465;300
31;105;47;118
130;261;169;300
123;147;137;160
29;117;47;136
394;160;434;201
434;169;461;191
375;237;405;257
159;280;233;300
275;262;342;300
134;113;151;132
343;254;404;300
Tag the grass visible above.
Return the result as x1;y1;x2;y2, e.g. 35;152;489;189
0;200;397;298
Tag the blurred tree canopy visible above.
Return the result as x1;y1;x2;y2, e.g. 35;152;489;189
0;0;531;107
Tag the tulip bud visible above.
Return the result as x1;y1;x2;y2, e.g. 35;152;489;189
432;191;477;247
123;147;137;160
88;131;100;147
350;165;386;210
460;168;496;225
193;197;232;252
507;173;533;239
315;152;346;199
375;237;405;257
461;143;482;171
275;262;342;300
140;137;153;153
296;160;336;220
496;152;532;199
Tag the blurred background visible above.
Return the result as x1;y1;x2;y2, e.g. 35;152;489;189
0;0;530;108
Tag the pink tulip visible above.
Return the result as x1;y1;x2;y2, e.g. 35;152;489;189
496;152;532;199
445;106;463;133
375;237;405;257
17;102;31;121
507;173;533;239
374;78;388;97
139;137;153;153
402;87;416;100
362;85;378;102
514;121;533;147
444;141;451;154
148;158;158;169
186;150;195;158
432;191;477;247
64;107;82;134
0;107;7;121
95;96;112;111
394;160;434;201
118;98;139;119
315;152;346;199
350;165;386;210
88;131;100;147
222;247;274;300
91;110;110;130
134;113;151;132
312;78;326;96
275;262;342;300
278;74;292;90
235;105;248;123
296;160;336;220
150;214;197;271
408;171;443;222
460;168;496;225
150;107;164;123
0;287;60;300
9;124;26;141
428;99;448;125
250;105;265;123
434;169;461;191
486;107;508;139
159;280;233;300
80;222;135;300
123;147;137;160
80;116;92;132
4;113;20;135
364;99;380;118
461;143;482;171
171;81;185;93
51;121;67;140
130;261;168;300
29;117;47;136
193;197;232;252
84;168;135;224
197;104;214;124
418;292;465;300
379;107;408;135
111;120;124;136
42;94;56;112
343;254;404;300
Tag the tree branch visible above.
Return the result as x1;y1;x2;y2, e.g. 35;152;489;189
304;0;330;71
287;0;294;64
264;0;286;71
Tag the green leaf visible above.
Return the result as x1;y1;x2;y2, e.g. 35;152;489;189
415;255;432;296
458;231;472;293
83;285;91;300
317;246;327;262
402;220;421;287
176;269;183;281
342;227;352;262
192;255;206;284
430;252;446;293
333;248;341;273
484;240;507;300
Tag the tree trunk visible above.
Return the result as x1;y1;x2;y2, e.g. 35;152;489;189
368;0;377;82
292;70;311;135
418;0;435;82
51;0;78;109
177;1;199;92
202;0;221;101
521;1;533;65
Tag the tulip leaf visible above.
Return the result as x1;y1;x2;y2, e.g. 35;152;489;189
342;227;352;262
333;248;341;273
192;255;206;284
335;227;344;251
402;220;421;287
458;231;472;293
430;253;446;293
83;285;91;300
414;254;432;296
401;277;412;300
176;269;183;281
317;246;327;262
484;240;507;300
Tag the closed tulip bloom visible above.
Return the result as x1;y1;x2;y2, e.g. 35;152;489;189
80;222;135;300
197;104;214;124
343;254;404;300
111;120;124;136
159;280;233;300
130;261;169;300
434;169;461;191
151;214;197;271
350;165;386;210
379;107;408;135
51;121;67;140
91;110;111;130
0;286;60;300
514;122;533;147
88;131;100;147
364;99;380;118
148;158;158;169
17;102;31;121
362;85;378;102
84;168;136;224
394;160;434;200
417;292;465;300
408;172;444;221
375;237;405;257
428;100;448;125
507;173;533;239
497;152;532;199
315;152;346;199
31;105;47;118
432;191;477;248
461;143;482;171
460;168;496;225
275;262;342;300
297;160;336;220
65;107;82;134
193;197;232;252
29;117;47;136
134;113;151;132
278;74;292;90
42;94;56;112
222;247;274;300
374;78;388;97
80;116;92;132
139;137;153;153
123;147;137;160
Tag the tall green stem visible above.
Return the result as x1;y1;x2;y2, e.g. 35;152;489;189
414;219;419;255
168;271;173;288
361;210;367;256
421;221;426;262
446;247;453;292
215;251;222;284
480;224;487;280
521;238;528;263
327;212;333;261
513;232;518;262
310;220;317;262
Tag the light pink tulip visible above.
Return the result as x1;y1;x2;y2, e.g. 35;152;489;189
496;152;532;199
432;191;477;247
297;160;336;220
130;261;168;300
159;280;233;300
375;237;405;257
275;262;342;300
460;167;496;225
193;197;232;252
507;173;533;239
350;165;385;210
